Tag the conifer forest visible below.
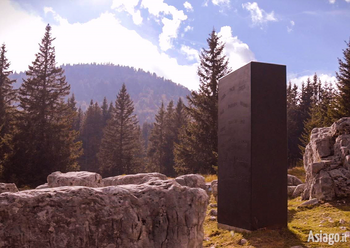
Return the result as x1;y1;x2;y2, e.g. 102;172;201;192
1;24;350;188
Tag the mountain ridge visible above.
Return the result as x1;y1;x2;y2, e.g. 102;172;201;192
10;63;191;124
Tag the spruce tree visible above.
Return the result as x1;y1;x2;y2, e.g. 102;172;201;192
147;102;166;173
287;82;300;167
98;84;142;176
333;39;350;118
0;44;17;178
2;24;81;187
174;29;231;174
80;100;103;172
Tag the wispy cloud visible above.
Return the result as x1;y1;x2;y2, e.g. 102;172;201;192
287;20;295;33
111;0;143;25
141;0;187;51
242;2;277;28
183;1;194;12
329;0;350;4
218;26;256;71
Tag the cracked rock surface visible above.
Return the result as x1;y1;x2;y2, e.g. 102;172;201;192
0;178;208;248
303;117;350;201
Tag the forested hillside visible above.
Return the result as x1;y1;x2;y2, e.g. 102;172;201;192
10;63;190;124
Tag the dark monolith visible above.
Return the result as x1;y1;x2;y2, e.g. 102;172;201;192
218;61;287;231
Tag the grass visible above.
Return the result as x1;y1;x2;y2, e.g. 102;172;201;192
288;165;306;182
203;174;218;183
202;167;350;247
203;195;350;248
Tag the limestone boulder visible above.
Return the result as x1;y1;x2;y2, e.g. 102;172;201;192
211;180;218;202
288;186;297;198
47;171;103;188
287;174;303;186
292;184;305;198
175;174;206;192
36;183;49;189
103;172;167;186
0;183;18;194
0;179;208;248
303;117;350;201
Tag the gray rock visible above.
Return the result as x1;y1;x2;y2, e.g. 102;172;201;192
209;209;217;216
209;203;217;208
35;183;49;189
175;174;207;192
292;184;305;198
205;182;212;196
299;198;319;207
209;216;217;221
288;186;297;197
47;171;103;187
0;183;18;194
238;238;247;245
211;180;218;202
103;172;167;186
303;118;350;201
288;174;303;186
0;179;208;248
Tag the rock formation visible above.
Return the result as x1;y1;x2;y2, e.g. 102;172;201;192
47;171;103;187
103;172;167;186
303;117;350;201
174;174;207;192
0;173;208;248
0;183;18;194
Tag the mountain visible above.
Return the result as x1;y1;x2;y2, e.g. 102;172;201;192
10;63;191;124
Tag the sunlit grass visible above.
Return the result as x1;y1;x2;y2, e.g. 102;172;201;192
203;191;350;247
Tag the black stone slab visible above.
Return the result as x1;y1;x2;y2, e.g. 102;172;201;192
218;61;287;231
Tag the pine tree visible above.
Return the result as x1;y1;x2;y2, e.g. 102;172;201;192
287;82;300;167
79;100;103;172
163;100;176;176
300;76;336;151
0;44;17;178
67;93;80;132
2;24;82;187
98;84;142;176
101;96;109;128
174;29;231;174
147;102;166;173
333;39;350;118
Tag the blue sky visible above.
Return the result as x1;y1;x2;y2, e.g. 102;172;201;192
0;0;350;90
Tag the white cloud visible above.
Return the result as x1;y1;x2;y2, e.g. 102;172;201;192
0;0;199;90
0;0;46;72
111;0;142;25
328;0;350;3
184;25;193;32
183;1;193;12
141;0;187;51
289;74;337;89
287;20;295;33
242;2;277;28
218;26;256;71
212;0;230;6
181;45;199;61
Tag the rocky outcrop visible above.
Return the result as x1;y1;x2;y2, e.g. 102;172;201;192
0;183;18;194
211;180;218;202
175;174;206;191
103;172;167;186
303;117;350;201
292;184;305;198
0;179;208;248
288;174;303;186
47;171;103;187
